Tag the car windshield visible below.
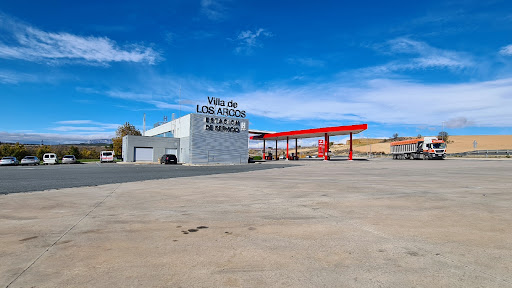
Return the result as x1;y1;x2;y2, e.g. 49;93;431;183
433;143;446;149
2;157;13;160
63;156;73;158
24;157;34;159
103;152;112;156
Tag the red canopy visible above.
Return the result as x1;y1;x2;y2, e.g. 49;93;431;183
251;124;367;140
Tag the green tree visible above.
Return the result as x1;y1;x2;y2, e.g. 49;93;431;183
68;145;81;158
12;142;28;160
438;131;449;142
0;143;28;160
112;122;142;157
0;143;12;157
392;133;399;140
417;134;422;139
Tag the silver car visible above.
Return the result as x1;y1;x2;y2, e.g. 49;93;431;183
61;155;77;164
21;156;40;166
0;156;19;166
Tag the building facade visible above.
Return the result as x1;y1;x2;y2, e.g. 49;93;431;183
122;113;249;164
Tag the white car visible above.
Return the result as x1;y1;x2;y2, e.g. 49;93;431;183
0;156;19;166
21;156;40;165
62;155;77;164
43;153;59;165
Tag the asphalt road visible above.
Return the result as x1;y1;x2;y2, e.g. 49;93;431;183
0;162;293;194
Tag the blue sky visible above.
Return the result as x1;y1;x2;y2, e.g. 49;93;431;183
1;0;512;145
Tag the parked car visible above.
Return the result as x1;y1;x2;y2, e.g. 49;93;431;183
0;156;19;166
100;151;115;163
21;156;40;165
159;154;177;164
43;153;59;165
62;155;77;164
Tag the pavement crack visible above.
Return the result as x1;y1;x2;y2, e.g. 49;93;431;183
5;183;122;288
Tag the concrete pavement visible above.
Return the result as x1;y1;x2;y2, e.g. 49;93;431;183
1;159;511;287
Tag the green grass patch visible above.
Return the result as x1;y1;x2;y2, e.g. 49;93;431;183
77;159;100;162
252;156;262;160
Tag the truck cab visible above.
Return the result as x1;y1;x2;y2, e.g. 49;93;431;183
422;137;446;159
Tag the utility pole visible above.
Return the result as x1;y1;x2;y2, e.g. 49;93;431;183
442;121;445;141
143;113;146;136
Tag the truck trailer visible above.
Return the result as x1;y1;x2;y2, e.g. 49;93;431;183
390;137;446;160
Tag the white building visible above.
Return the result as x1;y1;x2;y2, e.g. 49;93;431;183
122;113;249;164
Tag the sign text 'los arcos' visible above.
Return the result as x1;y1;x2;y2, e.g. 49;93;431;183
196;97;246;118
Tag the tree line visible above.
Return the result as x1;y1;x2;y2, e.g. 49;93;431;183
0;143;103;161
1;122;143;161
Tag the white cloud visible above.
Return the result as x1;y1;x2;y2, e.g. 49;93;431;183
200;0;228;21
444;117;473;128
0;14;159;65
51;120;120;132
0;70;35;84
0;131;114;144
234;77;512;127
370;38;472;72
499;44;512;55
77;73;237;112
234;28;273;54
287;57;325;67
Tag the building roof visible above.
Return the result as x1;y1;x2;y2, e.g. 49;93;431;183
251;124;368;141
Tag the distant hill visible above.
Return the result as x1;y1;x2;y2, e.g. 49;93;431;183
250;135;512;157
353;135;512;154
0;139;112;145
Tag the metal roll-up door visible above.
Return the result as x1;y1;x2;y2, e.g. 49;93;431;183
134;147;153;162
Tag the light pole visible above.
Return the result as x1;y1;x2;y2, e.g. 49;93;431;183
442;121;445;141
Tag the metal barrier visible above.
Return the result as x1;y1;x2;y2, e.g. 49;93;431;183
448;150;511;157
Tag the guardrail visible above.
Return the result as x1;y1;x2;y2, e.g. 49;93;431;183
449;150;512;157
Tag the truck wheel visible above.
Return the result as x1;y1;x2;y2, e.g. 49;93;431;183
409;154;414;160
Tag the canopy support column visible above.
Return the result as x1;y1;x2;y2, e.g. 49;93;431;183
324;133;329;161
295;139;298;160
349;132;353;161
275;140;278;161
263;139;266;160
286;137;289;160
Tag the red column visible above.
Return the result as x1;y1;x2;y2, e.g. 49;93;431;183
349;132;353;160
263;139;266;160
286;137;289;160
324;133;328;160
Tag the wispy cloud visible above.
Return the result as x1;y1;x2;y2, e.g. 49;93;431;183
0;131;114;144
0;13;159;65
76;72;238;112
51;120;120;132
369;38;473;72
200;0;228;21
0;70;36;84
234;28;273;55
287;57;325;67
445;117;474;128
234;77;512;127
499;44;512;56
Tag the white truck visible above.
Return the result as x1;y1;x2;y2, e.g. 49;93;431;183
390;136;446;160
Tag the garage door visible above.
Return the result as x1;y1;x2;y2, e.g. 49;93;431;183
134;147;153;162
